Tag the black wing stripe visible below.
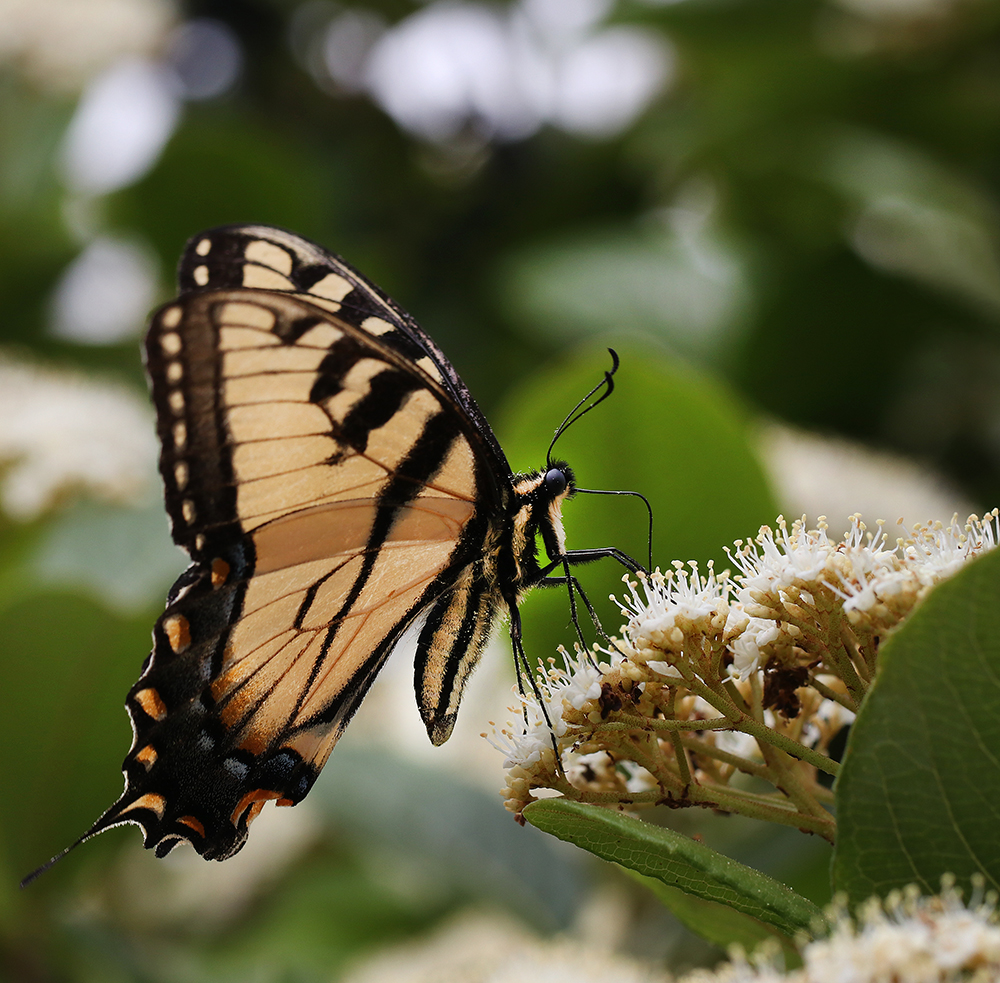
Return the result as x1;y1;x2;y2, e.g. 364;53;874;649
210;416;477;753
149;290;487;547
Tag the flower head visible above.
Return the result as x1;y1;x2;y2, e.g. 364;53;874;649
618;563;730;678
680;882;1000;983
0;356;156;520
490;510;997;840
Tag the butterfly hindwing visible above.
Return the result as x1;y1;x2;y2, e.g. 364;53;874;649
413;559;503;745
99;288;507;859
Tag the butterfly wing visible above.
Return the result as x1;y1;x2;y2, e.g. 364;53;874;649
87;288;508;861
176;224;510;491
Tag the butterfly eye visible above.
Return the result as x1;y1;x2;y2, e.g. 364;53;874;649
544;467;568;496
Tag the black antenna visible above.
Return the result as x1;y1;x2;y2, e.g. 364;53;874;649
544;349;654;570
546;349;619;468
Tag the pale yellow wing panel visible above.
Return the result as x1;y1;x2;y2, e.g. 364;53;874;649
207;494;475;761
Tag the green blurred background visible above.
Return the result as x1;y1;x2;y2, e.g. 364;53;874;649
2;0;998;978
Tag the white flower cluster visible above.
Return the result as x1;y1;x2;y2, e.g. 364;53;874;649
491;512;997;821
682;884;1000;983
718;512;999;678
0;356;157;520
618;561;732;676
489;644;620;814
727;509;1000;656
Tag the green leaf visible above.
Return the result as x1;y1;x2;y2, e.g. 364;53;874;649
833;547;1000;903
501;221;751;362
523;799;824;941
625;870;801;962
497;347;777;662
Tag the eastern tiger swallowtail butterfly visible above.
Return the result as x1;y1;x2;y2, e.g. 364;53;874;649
23;224;642;884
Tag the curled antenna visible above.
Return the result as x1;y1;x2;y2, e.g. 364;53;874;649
574;486;655;573
546;349;619;468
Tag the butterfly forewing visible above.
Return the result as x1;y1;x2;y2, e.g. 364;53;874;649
179;227;477;419
98;288;504;859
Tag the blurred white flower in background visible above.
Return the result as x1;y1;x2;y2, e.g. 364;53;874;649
27;9;243;347
305;0;673;142
319;6;386;93
167;17;243;101
759;422;977;534
58;18;242;199
58;57;182;196
344;885;1000;983
680;883;1000;983
49;234;160;343
341;907;671;983
0;355;180;611
0;356;156;521
0;0;175;93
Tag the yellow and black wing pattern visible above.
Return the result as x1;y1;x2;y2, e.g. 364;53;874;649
24;225;590;877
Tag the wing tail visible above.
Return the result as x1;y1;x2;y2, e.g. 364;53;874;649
20;795;136;887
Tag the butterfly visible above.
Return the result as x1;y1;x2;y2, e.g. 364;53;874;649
24;224;642;883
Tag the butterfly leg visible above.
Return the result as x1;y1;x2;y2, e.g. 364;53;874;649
540;568;629;670
535;565;596;660
534;544;645;659
534;544;645;589
560;546;646;575
507;599;566;775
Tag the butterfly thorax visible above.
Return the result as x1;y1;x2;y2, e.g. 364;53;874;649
499;463;575;600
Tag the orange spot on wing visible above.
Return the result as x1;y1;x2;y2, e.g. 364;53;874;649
135;745;158;769
177;815;206;837
276;798;294;807
212;558;230;587
231;788;283;827
121;793;166;819
134;688;168;721
164;614;191;653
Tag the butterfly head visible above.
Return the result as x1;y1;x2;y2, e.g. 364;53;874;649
529;461;576;563
543;463;572;500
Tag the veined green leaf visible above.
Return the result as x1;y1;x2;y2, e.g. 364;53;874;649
524;799;824;942
833;547;1000;903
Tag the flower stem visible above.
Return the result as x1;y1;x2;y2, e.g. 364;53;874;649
597;714;733;733
678;735;769;778
807;674;857;713
825;606;868;703
736;714;839;777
